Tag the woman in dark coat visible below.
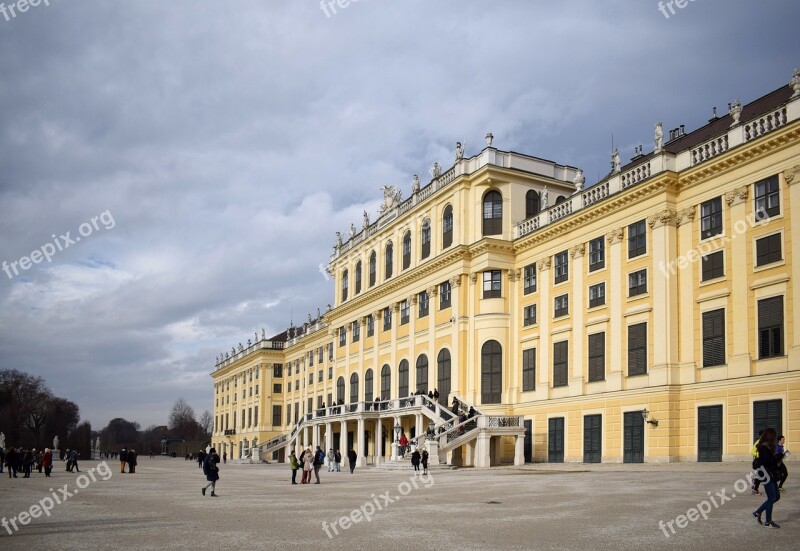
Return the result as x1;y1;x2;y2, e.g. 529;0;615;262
127;449;137;474
421;450;429;475
411;449;421;472
753;428;782;528
202;448;220;496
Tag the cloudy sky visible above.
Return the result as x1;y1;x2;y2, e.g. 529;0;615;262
0;0;797;430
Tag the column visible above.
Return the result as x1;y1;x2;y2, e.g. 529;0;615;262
312;423;320;450
647;209;680;385
409;294;417;392
415;413;423;440
357;418;367;466
514;434;525;466
785;166;800;369
675;207;697;383
726;186;752;378
450;276;463;400
325;422;332;454
466;273;478;403
340;420;349;466
606;228;624;390
302;426;309;449
569;245;585;395
507;269;521;401
375;419;383;464
391;416;400;460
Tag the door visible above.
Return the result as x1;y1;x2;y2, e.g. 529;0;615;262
698;405;723;462
583;414;602;463
623;412;644;463
548;417;564;463
753;399;782;440
524;420;533;463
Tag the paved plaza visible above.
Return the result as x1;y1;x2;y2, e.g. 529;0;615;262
0;457;796;550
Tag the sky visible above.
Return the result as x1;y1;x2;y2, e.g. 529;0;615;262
0;0;798;430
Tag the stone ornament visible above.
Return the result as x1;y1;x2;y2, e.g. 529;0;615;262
647;209;678;228
675;207;696;227
430;162;442;179
450;275;462;287
411;175;420;194
573;170;585;192
783;165;800;185
730;100;743;126
724;185;749;206
539;257;552;271
612;149;622;173
791;68;800;99
569;244;586;258
606;228;624;244
379;185;402;214
455;142;465;161
654;122;664;153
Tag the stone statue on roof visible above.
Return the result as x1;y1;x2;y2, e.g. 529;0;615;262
430;162;442;179
541;186;549;209
379;186;402;214
791;69;800;99
654;122;664;153
335;232;342;249
573;170;585;193
349;223;356;239
362;210;370;229
455;142;465;161
612;149;621;173
730;100;742;126
411;175;420;194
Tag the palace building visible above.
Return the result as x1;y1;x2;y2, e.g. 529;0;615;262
211;71;800;466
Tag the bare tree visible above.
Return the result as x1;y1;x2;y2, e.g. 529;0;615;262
169;398;198;439
198;410;213;437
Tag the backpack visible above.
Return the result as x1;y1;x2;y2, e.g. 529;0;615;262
750;439;760;459
319;451;326;462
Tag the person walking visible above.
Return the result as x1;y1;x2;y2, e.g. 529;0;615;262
399;433;408;458
421;449;429;475
120;447;128;474
0;445;4;474
753;428;782;528
42;448;52;477
313;446;325;484
22;449;33;477
327;448;335;472
222;451;227;464
302;447;314;483
776;435;789;492
69;449;80;473
335;449;341;472
411;448;421;473
5;447;17;478
347;448;357;474
751;431;764;494
127;449;137;474
201;448;220;497
289;450;299;484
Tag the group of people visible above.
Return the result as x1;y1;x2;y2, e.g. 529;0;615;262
751;429;790;528
289;446;358;484
118;447;138;473
1;446;55;477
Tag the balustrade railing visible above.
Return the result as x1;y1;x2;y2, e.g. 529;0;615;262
486;416;522;428
745;107;788;142
691;135;729;166
548;201;572;223
582;181;609;207
621;162;651;189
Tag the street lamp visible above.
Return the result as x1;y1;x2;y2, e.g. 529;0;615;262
394;422;402;442
641;409;659;427
427;420;435;438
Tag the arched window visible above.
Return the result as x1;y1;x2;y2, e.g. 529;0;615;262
402;231;411;270
437;349;451;403
398;359;409;397
349;372;359;404
421;219;431;260
385;242;393;279
355;261;362;294
555;195;566;204
341;269;348;302
482;190;502;236
380;364;391;400
369;251;377;287
481;340;502;404
364;368;374;402
336;376;345;403
526;190;540;218
415;354;429;394
442;205;453;249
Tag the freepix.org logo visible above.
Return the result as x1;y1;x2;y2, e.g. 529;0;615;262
0;0;52;23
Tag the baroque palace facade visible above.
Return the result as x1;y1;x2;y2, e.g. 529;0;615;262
211;72;800;466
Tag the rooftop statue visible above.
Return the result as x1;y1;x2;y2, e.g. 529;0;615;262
791;68;800;99
612;149;621;173
455;141;465;161
430;162;442;179
654;122;664;153
411;175;420;194
379;185;402;214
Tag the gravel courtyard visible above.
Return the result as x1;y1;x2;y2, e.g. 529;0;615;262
0;457;796;550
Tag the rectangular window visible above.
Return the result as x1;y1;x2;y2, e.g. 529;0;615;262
418;291;429;318
522;348;536;391
589;282;605;308
554;251;569;284
628;323;647;376
366;315;374;337
628;269;647;297
754;175;780;219
700;197;723;239
702;309;725;367
588;332;605;382
523;304;537;326
701;251;725;281
318;347;323;364
523;263;537;294
294;380;299;391
554;294;569;318
309;351;313;366
758;296;784;359
308;373;313;384
318;370;323;383
254;406;258;426
383;307;392;330
295;360;299;374
589;237;605;271
328;366;333;380
439;281;451;309
328;343;334;361
628;220;647;258
339;327;346;347
400;300;409;324
294;403;299;426
273;364;283;378
553;341;568;387
352;320;360;342
755;234;782;266
483;270;502;298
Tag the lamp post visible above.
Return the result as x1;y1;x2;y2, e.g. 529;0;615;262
391;420;401;461
641;409;659;427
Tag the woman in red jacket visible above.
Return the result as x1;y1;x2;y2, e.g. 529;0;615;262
42;448;53;477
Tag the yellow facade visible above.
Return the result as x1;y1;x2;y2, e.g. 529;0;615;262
212;76;800;464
